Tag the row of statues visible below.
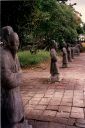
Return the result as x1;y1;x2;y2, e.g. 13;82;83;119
50;40;82;83
62;42;81;68
1;26;82;127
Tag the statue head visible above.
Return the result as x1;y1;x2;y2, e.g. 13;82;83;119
9;32;20;54
62;41;67;48
1;26;19;54
1;26;14;44
67;43;71;47
50;40;58;50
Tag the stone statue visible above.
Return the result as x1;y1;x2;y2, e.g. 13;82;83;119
76;43;81;55
1;26;31;128
62;42;68;68
50;40;60;83
78;42;83;52
71;44;75;59
67;43;72;62
74;43;80;56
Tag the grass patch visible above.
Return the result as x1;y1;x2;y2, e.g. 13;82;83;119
18;50;50;68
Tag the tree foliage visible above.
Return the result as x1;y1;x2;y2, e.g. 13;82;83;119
31;0;82;45
83;24;85;33
1;0;84;49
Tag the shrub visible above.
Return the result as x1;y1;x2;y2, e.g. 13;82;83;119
18;50;50;68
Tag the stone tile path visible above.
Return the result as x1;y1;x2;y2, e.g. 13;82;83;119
21;53;85;128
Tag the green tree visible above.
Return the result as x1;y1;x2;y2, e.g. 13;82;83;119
83;24;85;33
1;0;83;49
31;0;81;46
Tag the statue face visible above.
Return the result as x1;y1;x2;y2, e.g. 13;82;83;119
9;32;19;53
51;40;58;50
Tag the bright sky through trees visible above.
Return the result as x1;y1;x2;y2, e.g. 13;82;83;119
67;0;85;23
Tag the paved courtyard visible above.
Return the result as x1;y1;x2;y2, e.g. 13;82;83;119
21;53;85;128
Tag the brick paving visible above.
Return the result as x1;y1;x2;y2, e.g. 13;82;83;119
21;53;85;128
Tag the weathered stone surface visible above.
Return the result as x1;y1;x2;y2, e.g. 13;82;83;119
67;118;76;126
56;111;70;118
35;105;47;110
21;53;85;128
75;119;85;128
43;110;56;117
66;126;77;128
46;105;59;111
48;122;66;128
1;27;30;127
59;106;71;113
70;107;84;119
35;121;49;128
54;117;68;125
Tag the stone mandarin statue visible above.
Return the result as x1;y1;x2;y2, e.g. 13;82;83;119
1;26;31;128
62;42;68;68
71;44;75;59
50;40;60;83
67;43;72;62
